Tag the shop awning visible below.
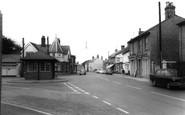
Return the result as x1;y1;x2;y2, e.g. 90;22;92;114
107;64;114;69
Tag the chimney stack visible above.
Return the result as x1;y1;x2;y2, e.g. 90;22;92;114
41;36;46;47
121;45;125;50
101;56;103;60
47;36;49;54
92;56;94;60
138;28;143;35
115;49;118;52
97;54;99;58
165;2;175;19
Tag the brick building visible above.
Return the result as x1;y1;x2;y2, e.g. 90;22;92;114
128;2;185;78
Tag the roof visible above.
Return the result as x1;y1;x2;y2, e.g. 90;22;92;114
29;39;70;55
177;20;185;26
61;45;70;55
122;46;130;54
2;54;21;63
22;51;58;61
49;38;63;53
109;45;130;58
128;15;185;43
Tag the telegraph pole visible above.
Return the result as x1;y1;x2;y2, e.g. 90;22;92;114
0;10;3;115
159;2;162;69
21;38;25;77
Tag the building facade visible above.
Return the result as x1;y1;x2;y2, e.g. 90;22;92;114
23;36;76;75
2;54;21;77
128;2;185;78
88;55;104;72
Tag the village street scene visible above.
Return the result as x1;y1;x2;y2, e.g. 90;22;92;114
1;1;185;115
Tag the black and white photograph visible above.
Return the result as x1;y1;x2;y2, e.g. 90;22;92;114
0;0;185;115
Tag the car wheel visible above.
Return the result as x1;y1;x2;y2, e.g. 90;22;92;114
166;83;171;89
152;80;156;86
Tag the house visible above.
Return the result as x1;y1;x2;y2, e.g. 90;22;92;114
128;2;185;78
122;46;130;75
23;36;76;75
108;46;126;73
2;54;21;77
176;20;185;76
88;55;104;71
82;60;90;72
21;51;58;80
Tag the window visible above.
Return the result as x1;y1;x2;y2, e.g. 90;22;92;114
144;37;148;49
28;62;38;72
138;40;142;51
131;43;134;54
40;62;50;72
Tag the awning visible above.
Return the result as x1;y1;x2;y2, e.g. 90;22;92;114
107;64;114;69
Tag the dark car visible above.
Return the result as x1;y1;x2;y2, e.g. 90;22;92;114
106;68;113;75
77;65;86;75
150;69;185;89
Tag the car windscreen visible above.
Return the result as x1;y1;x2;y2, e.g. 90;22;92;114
77;65;84;71
164;70;177;77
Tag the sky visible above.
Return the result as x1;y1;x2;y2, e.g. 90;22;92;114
1;0;185;63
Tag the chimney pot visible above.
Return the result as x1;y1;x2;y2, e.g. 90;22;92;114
41;36;46;47
121;45;125;50
165;1;175;19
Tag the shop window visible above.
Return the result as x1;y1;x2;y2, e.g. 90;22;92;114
40;62;50;72
28;62;38;72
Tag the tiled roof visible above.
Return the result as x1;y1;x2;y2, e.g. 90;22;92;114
49;38;63;53
29;38;71;55
22;51;58;61
2;54;21;62
109;46;130;58
128;15;185;43
122;46;130;54
61;45;70;55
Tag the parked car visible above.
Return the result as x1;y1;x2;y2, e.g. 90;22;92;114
106;68;113;75
150;69;185;89
77;65;86;75
96;69;106;74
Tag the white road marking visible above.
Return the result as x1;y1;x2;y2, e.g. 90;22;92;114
113;81;121;84
93;95;99;99
152;91;185;102
64;83;80;94
103;78;110;81
2;102;53;115
102;101;111;106
68;83;86;92
126;85;141;90
84;92;90;95
117;107;129;114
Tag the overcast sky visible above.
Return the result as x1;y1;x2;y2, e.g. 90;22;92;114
1;0;185;63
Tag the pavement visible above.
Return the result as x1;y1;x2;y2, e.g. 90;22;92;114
2;75;70;84
113;73;150;82
2;73;149;84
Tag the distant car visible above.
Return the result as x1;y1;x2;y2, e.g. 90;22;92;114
150;69;185;89
96;69;106;74
106;68;113;75
77;65;86;75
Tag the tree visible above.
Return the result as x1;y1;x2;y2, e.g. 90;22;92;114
2;36;22;54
